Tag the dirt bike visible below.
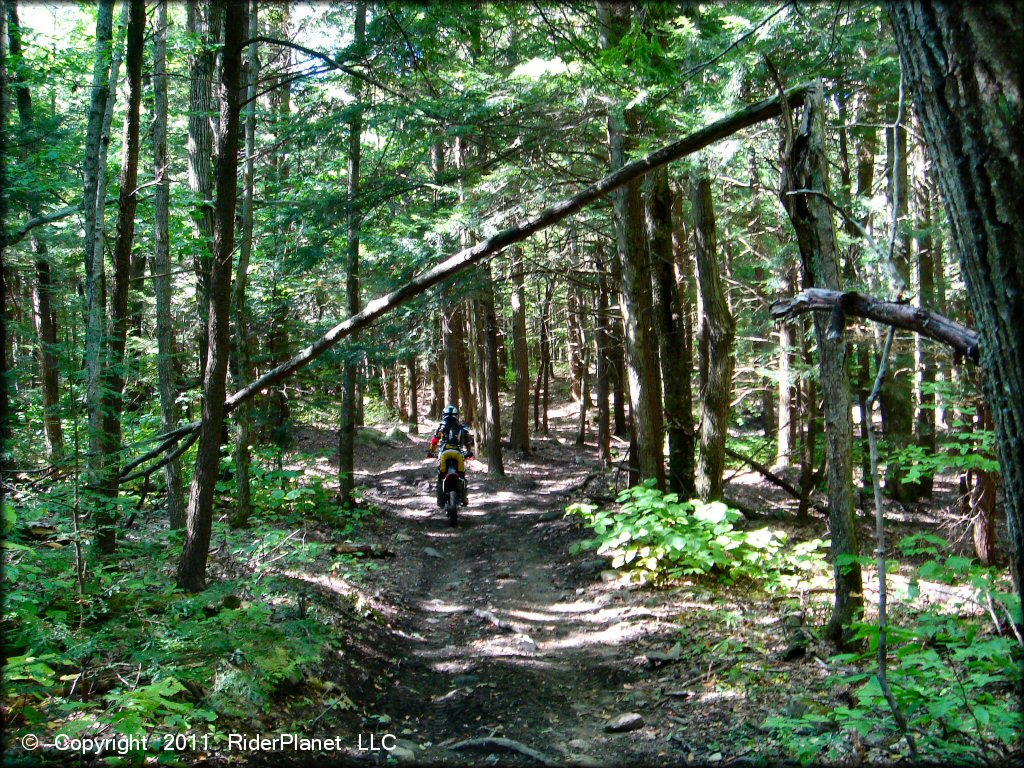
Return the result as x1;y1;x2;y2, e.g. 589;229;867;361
429;446;469;527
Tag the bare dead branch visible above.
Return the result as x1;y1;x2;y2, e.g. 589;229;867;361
770;288;980;363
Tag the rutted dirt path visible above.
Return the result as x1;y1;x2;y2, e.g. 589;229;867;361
290;408;996;767
344;412;680;766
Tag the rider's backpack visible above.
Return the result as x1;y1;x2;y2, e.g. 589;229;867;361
440;416;461;447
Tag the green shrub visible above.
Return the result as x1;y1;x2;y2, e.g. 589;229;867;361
567;482;827;588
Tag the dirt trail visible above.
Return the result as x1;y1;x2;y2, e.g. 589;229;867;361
346;412;680;766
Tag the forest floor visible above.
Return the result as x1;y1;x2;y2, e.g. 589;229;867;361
270;404;991;768
8;401;1017;767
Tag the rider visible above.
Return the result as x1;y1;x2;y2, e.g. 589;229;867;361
427;405;474;506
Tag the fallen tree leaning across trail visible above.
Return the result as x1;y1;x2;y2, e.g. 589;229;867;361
120;83;811;478
770;288;981;363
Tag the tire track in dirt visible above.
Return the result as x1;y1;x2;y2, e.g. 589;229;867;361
352;423;677;766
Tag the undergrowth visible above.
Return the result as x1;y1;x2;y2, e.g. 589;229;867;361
3;450;379;764
764;541;1022;765
567;481;829;590
567;486;1022;765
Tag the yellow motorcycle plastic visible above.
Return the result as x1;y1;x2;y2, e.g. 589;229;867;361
437;447;466;473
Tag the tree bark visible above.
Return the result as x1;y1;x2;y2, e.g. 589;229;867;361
229;0;259;528
7;1;64;462
151;0;185;529
509;247;530;453
692;170;734;502
769;288;980;361
480;264;504;474
600;0;664;487
889;0;1024;600
82;0;116;490
779;83;862;645
93;0;145;554
609;115;664;488
594;242;612;465
0;0;10;471
177;0;247;593
880;118;918;503
406;355;418;432
775;265;797;469
914;171;936;497
533;279;553;434
651;170;693;496
186;0;220;382
338;0;365;508
670;187;696;495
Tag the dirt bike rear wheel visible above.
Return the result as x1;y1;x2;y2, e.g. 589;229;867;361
446;490;459;527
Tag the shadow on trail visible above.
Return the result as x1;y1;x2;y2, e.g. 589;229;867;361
352;418;676;766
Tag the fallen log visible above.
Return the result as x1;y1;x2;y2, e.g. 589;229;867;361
770;288;980;363
331;542;394;558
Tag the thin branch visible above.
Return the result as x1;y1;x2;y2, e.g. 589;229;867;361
3;198;110;247
865;327;920;762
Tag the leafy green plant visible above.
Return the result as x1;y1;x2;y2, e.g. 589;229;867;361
567;482;827;588
764;540;1022;765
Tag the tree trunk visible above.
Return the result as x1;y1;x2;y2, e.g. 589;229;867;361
338;0;365;508
914;170;936;498
692;170;734;502
600;1;664;487
443;304;464;410
891;3;1024;599
508;253;530;448
397;363;407;421
7;1;64;462
509;247;530;452
229;0;259;528
609;112;664;487
151;0;185;529
534;280;553;434
775;265;797;469
651;170;693;496
480;265;504;474
594;242;612;465
82;0;116;491
265;4;290;453
458;308;476;428
406;355;418;432
93;0;145;554
0;0;10;471
797;324;817;522
851;99;878;490
177;0;246;593
671;188;696;495
567;279;585;404
575;299;591;447
186;0;219;381
965;398;998;566
779;83;862;645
